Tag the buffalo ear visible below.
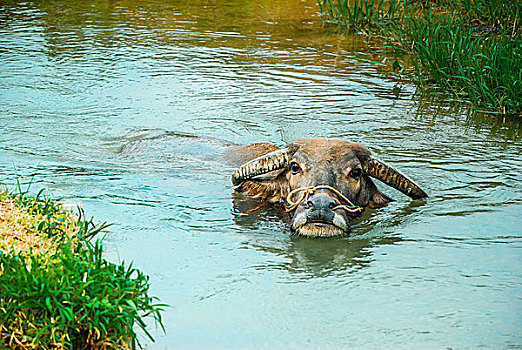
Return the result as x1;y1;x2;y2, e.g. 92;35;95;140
368;190;392;208
235;171;287;203
355;176;392;208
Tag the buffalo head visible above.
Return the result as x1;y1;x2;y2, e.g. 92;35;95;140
231;138;427;237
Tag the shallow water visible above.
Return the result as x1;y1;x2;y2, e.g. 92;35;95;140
1;0;521;348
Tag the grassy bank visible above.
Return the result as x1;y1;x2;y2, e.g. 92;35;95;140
0;185;164;349
318;0;522;116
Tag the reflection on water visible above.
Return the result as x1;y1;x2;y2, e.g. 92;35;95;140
1;0;521;348
248;235;402;279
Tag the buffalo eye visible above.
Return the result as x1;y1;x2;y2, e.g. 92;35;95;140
349;168;362;179
290;162;302;175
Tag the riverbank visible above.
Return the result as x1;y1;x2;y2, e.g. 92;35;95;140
0;186;164;349
318;0;522;116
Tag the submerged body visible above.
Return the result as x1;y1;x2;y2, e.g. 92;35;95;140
228;138;428;237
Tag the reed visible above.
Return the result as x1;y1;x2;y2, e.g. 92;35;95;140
318;0;406;32
318;0;522;116
0;185;165;349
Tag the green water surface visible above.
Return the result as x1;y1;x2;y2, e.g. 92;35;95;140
1;0;521;348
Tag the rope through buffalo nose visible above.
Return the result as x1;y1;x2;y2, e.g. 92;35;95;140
284;185;363;213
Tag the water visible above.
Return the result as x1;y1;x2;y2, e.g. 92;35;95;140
1;0;521;348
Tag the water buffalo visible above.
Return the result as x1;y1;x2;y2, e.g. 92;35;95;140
229;138;427;237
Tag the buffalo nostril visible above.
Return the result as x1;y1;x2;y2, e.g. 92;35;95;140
306;195;338;212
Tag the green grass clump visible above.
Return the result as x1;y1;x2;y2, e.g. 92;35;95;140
318;0;522;116
0;185;165;349
318;0;404;32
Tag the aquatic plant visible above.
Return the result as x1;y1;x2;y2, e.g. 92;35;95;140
317;0;405;32
0;185;165;349
318;0;522;116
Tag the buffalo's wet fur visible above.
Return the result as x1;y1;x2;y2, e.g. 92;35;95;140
227;138;427;238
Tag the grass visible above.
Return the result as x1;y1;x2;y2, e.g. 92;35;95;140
318;0;522;116
318;0;405;32
0;182;165;349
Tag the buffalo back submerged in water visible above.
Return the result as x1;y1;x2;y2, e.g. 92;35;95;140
228;138;428;237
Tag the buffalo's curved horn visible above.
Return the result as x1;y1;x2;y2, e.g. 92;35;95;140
364;156;428;199
232;148;290;186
